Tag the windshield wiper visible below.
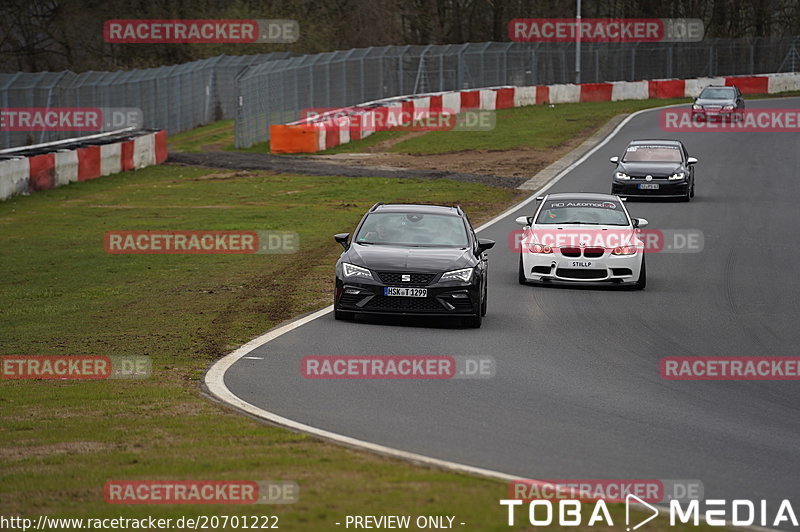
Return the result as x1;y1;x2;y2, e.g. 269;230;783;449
558;221;601;225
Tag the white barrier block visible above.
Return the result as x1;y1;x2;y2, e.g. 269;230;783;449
768;73;800;93
685;77;725;97
514;86;537;107
132;133;156;169
479;89;497;110
548;84;581;103
337;116;350;145
315;123;327;151
100;143;122;176
54;150;79;186
442;91;461;114
413;97;431;120
611;80;649;101
0;158;30;201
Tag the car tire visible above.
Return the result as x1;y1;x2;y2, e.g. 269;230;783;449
334;309;354;321
690;180;695;198
480;283;488;317
518;254;528;285
632;256;647;290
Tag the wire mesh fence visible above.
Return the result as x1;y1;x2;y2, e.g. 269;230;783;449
233;37;800;148
1;38;799;149
0;53;293;149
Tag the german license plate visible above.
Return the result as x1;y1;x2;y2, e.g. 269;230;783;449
571;261;592;268
638;183;659;190
384;287;427;297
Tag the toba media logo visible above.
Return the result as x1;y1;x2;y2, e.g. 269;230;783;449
501;480;798;529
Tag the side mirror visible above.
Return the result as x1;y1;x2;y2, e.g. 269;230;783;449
609;156;619;164
334;233;350;250
687;157;698;165
632;218;648;229
477;238;495;254
515;216;532;226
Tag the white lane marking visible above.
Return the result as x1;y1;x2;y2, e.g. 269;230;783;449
203;102;782;532
243;356;264;360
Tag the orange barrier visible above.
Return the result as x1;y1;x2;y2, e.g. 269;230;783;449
269;124;320;154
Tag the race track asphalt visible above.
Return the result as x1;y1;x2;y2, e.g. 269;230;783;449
221;98;800;522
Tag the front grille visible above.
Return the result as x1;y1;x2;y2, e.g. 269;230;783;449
364;296;445;312
555;268;607;280
584;247;604;258
376;272;437;286
560;247;581;257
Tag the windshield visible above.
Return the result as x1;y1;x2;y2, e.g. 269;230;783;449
355;212;469;247
699;87;735;99
622;145;682;163
535;200;629;226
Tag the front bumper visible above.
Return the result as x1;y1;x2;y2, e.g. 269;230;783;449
334;274;481;317
521;249;642;285
691;109;736;121
612;179;689;198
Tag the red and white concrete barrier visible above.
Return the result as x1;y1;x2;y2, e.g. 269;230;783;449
269;72;800;154
0;129;168;201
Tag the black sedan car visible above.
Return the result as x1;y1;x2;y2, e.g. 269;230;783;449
610;139;698;201
692;85;745;121
333;203;494;327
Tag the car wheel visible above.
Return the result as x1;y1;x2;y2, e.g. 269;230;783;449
632;256;647;290
480;282;488;317
690;180;695;198
518;254;527;285
334;309;354;321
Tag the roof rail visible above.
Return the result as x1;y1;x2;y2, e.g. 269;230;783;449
369;202;385;212
454;204;464;216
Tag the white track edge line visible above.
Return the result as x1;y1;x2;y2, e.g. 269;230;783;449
203;101;782;532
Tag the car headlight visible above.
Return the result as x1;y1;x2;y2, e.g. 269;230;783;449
668;172;686;180
440;268;474;282
615;171;631;180
612;245;638;255
342;263;374;280
692;104;703;110
528;243;553;254
723;104;735;110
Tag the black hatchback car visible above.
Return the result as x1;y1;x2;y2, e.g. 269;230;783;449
333;203;495;328
692;85;745;121
610;139;698;201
